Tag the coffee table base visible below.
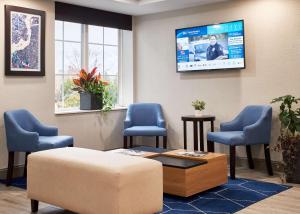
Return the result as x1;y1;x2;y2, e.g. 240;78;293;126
162;150;228;197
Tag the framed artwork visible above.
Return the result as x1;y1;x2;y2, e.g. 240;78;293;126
5;5;45;76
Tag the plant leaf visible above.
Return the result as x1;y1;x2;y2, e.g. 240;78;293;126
73;79;81;86
79;69;88;80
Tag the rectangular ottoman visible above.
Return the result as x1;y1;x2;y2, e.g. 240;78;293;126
27;147;163;214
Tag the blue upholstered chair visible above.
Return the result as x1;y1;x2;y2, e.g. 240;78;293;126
4;109;73;185
123;103;167;149
207;105;273;179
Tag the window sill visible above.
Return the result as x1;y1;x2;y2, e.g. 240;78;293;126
55;106;127;115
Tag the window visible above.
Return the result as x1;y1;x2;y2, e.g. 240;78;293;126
55;21;119;111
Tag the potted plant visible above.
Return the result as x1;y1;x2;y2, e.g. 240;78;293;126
271;95;300;183
73;67;110;110
192;99;206;117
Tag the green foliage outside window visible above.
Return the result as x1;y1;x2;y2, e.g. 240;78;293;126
63;79;80;108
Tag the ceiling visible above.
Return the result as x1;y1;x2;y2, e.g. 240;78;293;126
57;0;228;16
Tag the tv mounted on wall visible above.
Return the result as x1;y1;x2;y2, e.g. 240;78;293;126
176;20;245;72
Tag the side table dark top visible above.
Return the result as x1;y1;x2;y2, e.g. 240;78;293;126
181;115;216;121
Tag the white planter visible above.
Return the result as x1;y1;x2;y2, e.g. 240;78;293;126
194;110;203;117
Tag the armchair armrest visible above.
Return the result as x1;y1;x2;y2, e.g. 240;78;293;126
157;118;166;128
157;109;166;128
220;117;242;131
36;124;58;136
19;129;39;143
6;124;39;152
124;118;132;129
124;106;133;129
243;117;271;143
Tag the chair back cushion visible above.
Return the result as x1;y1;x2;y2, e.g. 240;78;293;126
4;109;41;151
128;103;162;126
4;109;37;132
241;105;273;144
240;105;267;127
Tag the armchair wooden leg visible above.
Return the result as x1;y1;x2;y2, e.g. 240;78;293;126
24;152;31;178
246;145;254;169
6;152;14;186
31;199;39;212
207;141;215;152
156;136;159;148
264;144;273;176
123;136;128;149
130;136;133;148
230;145;236;179
163;136;167;149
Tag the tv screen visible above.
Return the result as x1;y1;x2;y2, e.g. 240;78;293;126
176;20;245;72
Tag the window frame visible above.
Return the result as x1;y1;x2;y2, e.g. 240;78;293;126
55;21;121;112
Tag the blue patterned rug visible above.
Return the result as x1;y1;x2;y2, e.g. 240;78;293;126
161;178;290;214
0;177;290;214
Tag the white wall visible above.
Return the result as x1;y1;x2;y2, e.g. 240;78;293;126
134;0;300;160
0;0;127;169
120;30;134;106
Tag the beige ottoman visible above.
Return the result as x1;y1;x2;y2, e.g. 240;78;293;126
27;147;163;214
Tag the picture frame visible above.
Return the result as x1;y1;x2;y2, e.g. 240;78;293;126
5;5;45;76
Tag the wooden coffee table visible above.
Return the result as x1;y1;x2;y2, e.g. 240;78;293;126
107;147;227;197
158;149;227;197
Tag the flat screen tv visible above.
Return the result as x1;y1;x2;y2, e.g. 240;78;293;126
176;20;245;72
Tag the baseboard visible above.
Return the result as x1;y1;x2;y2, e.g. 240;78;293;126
236;157;284;172
0;165;25;180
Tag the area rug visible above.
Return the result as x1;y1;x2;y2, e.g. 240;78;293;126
0;177;27;189
0;177;290;214
161;178;290;214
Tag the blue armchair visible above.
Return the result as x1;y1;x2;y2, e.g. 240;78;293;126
4;109;74;185
207;105;273;179
123;103;167;149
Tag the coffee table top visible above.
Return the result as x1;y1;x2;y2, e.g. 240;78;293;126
106;148;158;158
131;146;170;154
131;146;172;158
162;149;226;162
106;147;226;162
